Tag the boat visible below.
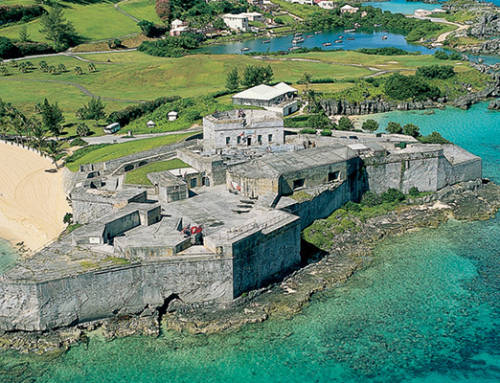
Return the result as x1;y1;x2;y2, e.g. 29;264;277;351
315;31;321;34
289;46;301;51
344;29;356;33
347;37;355;40
306;34;313;38
338;35;343;39
335;39;343;43
322;42;332;46
292;38;304;44
382;35;388;40
241;47;250;51
374;23;382;27
295;32;303;36
263;40;271;43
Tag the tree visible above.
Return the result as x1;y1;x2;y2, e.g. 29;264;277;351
44;139;63;168
386;121;403;134
39;60;49;72
39;6;77;51
137;20;166;38
37;98;64;136
76;97;106;121
57;63;66;73
19;25;29;43
88;63;96;72
403;123;420;138
225;67;239;91
0;37;20;59
155;0;170;21
241;65;273;87
408;186;419;197
0;65;8;76
76;123;91;137
381;188;405;203
362;119;379;132
74;66;83;75
308;113;331;130
338;116;354;131
29;118;47;153
63;212;73;225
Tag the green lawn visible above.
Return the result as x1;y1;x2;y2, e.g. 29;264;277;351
119;0;162;24
65;132;195;171
124;158;189;185
0;0;140;43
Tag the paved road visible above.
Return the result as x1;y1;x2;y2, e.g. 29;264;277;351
2;48;138;63
82;128;201;145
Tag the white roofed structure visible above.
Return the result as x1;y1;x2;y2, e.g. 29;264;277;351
232;82;298;116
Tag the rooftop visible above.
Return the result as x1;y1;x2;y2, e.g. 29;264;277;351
232;82;297;102
228;145;354;179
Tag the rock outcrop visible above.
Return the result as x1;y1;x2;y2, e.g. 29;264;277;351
469;13;500;39
488;98;500;110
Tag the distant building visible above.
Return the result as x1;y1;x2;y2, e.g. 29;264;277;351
222;14;249;32
168;111;178;121
291;0;314;5
241;12;265;22
104;122;120;134
316;0;336;10
170;19;189;36
232;82;299;116
202;109;284;151
340;4;359;14
147;120;156;128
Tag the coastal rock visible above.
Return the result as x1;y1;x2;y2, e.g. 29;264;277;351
488;98;500;110
469;13;500;39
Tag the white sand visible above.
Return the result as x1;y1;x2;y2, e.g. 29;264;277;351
0;141;70;252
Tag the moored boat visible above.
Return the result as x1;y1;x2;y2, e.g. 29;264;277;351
241;47;250;51
322;42;332;46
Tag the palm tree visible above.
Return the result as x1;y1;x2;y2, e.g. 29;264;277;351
44;139;64;169
30;119;47;154
9;113;26;146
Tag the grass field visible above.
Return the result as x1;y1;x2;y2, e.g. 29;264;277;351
0;50;488;136
66;132;195;171
124;158;189;185
0;0;140;43
119;0;162;24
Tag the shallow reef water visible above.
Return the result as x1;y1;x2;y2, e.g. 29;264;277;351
0;103;499;383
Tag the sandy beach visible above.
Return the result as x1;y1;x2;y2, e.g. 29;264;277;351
0;141;70;252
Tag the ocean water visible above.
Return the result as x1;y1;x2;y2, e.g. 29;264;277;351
0;104;499;382
0;239;17;275
362;0;444;15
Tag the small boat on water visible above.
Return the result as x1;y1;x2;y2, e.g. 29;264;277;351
292;38;304;44
335;39;343;44
347;37;355;40
374;24;382;27
263;40;271;43
306;34;313;38
289;46;301;51
338;35;343;39
322;42;332;46
344;29;356;33
315;31;321;34
295;32;303;37
241;47;250;51
382;35;388;40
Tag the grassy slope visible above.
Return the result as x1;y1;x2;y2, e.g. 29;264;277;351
0;0;140;43
119;0;162;24
124;158;189;185
66;132;195;171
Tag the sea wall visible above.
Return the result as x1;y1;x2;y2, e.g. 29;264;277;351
0;255;234;332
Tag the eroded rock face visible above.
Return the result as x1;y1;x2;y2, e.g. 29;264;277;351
488;98;500;110
469;13;500;39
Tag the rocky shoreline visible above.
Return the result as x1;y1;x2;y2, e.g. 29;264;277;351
319;68;499;116
1;180;499;356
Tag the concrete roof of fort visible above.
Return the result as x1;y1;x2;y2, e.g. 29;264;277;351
228;145;355;179
70;187;145;203
205;109;282;125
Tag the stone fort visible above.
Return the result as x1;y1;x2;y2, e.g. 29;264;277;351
0;109;481;332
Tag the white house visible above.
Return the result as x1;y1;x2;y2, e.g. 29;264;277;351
170;19;189;36
168;111;178;121
317;0;336;10
222;14;249;32
241;12;265;22
232;82;299;116
340;5;359;14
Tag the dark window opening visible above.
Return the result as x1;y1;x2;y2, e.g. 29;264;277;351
237;136;241;144
190;178;197;188
328;171;340;182
293;178;305;190
258;135;262;144
247;137;252;146
226;137;230;145
268;134;273;143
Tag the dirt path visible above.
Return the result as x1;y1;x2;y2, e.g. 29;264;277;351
114;0;140;23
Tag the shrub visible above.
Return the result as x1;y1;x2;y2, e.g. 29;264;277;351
155;0;170;21
386;121;403;134
416;65;455;79
76;123;91;137
362;119;379;132
403;123;420;138
138;33;204;57
338;116;354;131
320;129;332;136
357;47;414;56
418;131;450;144
107;96;180;126
0;4;45;25
361;191;382;207
384;73;441;101
137;20;167;38
16;42;54;56
434;50;449;60
381;188;405;203
70;137;88;146
308;113;331;130
408;186;420;197
0;36;19;59
300;128;317;134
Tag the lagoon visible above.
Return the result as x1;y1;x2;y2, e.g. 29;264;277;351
363;0;444;15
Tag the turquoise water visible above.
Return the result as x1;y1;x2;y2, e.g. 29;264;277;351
0;104;499;382
363;0;444;15
0;239;17;275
